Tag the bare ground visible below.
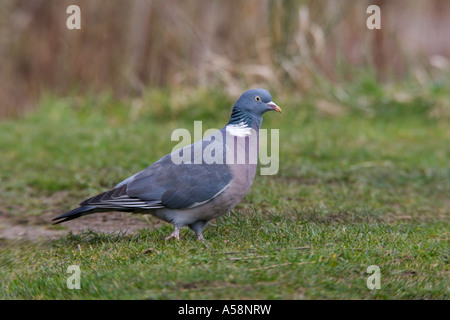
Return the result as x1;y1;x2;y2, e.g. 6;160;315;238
0;210;153;242
0;189;160;242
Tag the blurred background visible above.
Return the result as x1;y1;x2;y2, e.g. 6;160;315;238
1;0;449;117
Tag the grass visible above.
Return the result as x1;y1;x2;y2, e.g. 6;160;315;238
0;80;449;299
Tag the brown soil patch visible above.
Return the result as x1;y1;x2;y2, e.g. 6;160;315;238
0;210;154;242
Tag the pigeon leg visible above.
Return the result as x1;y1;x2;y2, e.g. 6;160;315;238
165;225;180;240
189;220;208;241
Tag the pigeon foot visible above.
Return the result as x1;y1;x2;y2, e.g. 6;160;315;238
165;226;180;241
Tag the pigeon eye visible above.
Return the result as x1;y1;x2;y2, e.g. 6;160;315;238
255;96;261;102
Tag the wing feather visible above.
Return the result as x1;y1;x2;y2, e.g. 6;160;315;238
80;132;232;211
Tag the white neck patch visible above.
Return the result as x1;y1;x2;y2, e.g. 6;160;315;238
226;122;252;137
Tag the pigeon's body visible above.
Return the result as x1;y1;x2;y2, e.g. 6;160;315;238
53;89;281;240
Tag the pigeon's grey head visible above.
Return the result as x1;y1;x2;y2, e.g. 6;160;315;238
227;89;281;129
235;89;281;115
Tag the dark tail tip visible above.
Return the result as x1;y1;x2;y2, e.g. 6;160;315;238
52;206;96;224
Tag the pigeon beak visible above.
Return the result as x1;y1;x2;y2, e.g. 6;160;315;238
267;101;282;113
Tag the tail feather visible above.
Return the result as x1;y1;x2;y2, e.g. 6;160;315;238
52;206;97;224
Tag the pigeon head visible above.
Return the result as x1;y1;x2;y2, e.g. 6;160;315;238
227;89;281;129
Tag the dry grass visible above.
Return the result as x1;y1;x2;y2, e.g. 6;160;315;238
1;0;450;117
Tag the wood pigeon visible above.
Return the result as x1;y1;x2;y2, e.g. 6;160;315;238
52;89;281;240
